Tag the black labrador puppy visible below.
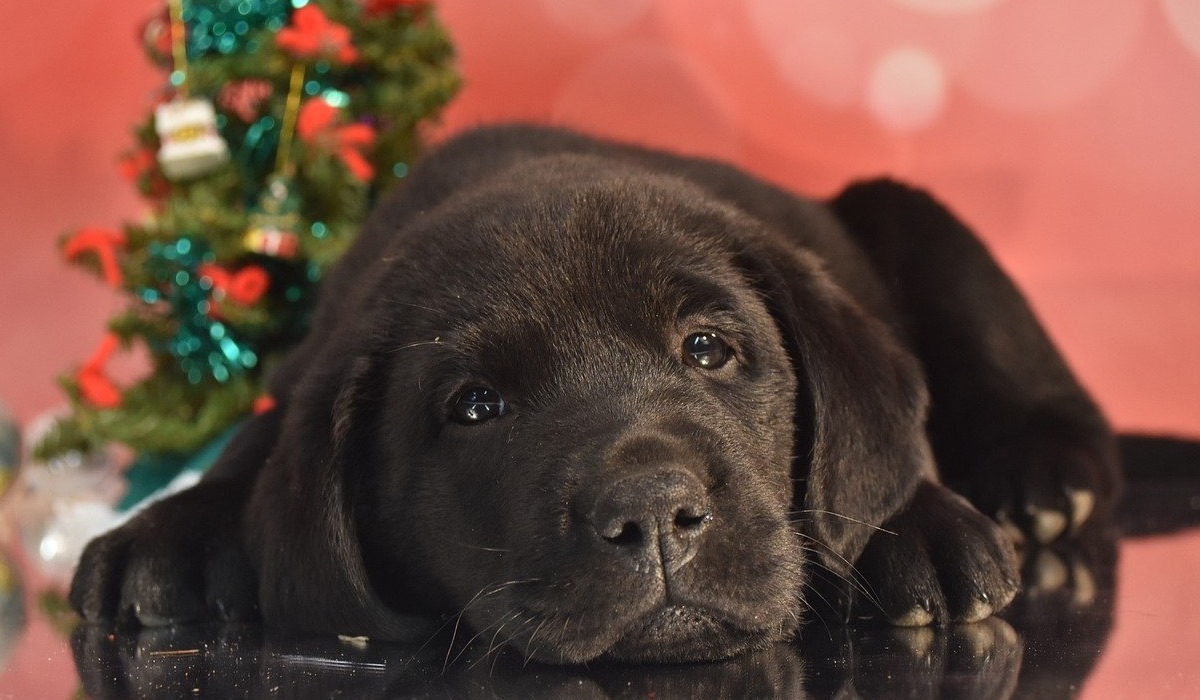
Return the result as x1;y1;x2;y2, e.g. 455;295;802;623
70;125;1120;664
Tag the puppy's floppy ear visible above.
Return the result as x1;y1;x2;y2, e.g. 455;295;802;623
246;342;433;639
736;237;935;576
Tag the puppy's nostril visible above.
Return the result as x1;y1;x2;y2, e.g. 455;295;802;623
673;509;711;532
603;521;644;547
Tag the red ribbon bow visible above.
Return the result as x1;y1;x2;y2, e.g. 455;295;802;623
297;98;377;181
63;228;128;288
76;333;124;409
199;264;270;306
275;5;359;64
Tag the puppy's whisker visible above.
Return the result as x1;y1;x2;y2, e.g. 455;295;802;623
447;614;502;671
433;536;511;553
789;508;898;536
461;609;521;671
491;616;536;676
382;299;445;315
523;618;549;669
441;609;467;674
795;532;875;596
798;577;835;637
803;555;882;613
473;612;525;674
795;534;884;610
497;617;538;676
425;578;540;665
384;339;445;355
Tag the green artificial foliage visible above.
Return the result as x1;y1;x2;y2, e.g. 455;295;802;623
36;0;459;462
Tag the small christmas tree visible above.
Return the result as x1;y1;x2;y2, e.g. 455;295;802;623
36;0;459;475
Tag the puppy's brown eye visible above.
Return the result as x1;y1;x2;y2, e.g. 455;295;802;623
682;331;731;370
452;386;505;424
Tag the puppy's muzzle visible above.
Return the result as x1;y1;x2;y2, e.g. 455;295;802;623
589;468;713;575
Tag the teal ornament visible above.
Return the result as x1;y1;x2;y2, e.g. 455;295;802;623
182;0;292;59
142;237;260;384
233;113;282;186
0;402;17;499
0;548;26;668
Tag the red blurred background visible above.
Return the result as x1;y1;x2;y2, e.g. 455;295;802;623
1;0;1198;696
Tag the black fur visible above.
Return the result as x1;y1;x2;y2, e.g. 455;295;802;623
69;125;1119;664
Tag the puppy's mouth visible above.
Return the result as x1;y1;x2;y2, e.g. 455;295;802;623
601;604;769;663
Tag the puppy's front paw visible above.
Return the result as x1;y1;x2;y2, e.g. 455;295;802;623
69;481;257;627
852;481;1020;626
966;436;1118;546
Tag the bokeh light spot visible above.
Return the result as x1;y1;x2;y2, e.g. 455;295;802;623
866;46;946;132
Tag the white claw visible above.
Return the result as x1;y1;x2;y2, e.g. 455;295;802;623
1029;507;1068;544
1032;549;1069;592
892;606;934;627
960;599;994;623
1071;559;1096;606
1067;489;1095;530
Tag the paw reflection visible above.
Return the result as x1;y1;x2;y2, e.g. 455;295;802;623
803;617;1023;698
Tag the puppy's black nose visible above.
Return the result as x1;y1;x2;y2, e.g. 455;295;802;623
591;469;712;575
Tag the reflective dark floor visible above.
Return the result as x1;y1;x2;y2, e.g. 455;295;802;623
50;533;1122;698
1;436;1198;698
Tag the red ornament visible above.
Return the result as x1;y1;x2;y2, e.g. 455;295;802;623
363;0;428;18
200;264;271;307
219;80;274;123
252;394;278;414
297;98;377;181
228;266;270;305
63;228;128;288
118;148;154;182
245;229;300;258
77;334;124;409
138;7;174;68
118;148;171;200
275;5;359;64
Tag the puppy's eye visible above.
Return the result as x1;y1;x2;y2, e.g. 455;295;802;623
682;331;731;370
452;386;506;425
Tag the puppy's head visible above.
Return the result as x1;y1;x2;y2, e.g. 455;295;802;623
255;155;929;664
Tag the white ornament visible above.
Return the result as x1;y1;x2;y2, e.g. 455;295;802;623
155;98;231;180
11;447;125;587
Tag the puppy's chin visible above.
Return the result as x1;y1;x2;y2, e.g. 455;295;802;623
602;605;778;664
522;605;795;666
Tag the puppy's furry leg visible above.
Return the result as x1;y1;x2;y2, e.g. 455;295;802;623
69;408;281;625
830;180;1120;544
